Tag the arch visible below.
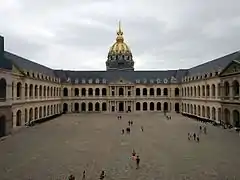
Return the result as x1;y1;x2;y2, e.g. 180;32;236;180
63;88;68;96
194;105;196;115
81;88;86;96
136;88;140;96
202;85;205;96
175;88;179;96
63;103;68;113
211;84;216;97
198;105;201;116
150;88;154;96
29;84;33;97
150;102;154;111
0;78;7;101
232;80;239;97
197;86;200;97
47;86;50;97
25;108;28;123
25;83;28;97
187;104;189;113
157;102;161;111
143;88;147;96
16;110;22;126
175;103;179;112
43;86;46;97
95;102;100;111
190;104;193;114
136;102;141;111
206;106;210;119
202;106;205;117
81;102;86;112
224;108;230;125
102;88;107;96
35;85;38;97
163;88;168;96
51;105;53;115
143;102;147;111
39;107;42;118
206;85;210;97
102;102;107;111
88;102;93;111
74;88;79;96
224;81;230;96
16;82;22;98
74;103;79;112
29;108;33;122
95;88;100;96
119;87;124;96
47;105;50;116
164;102;168;111
157;88;161;96
190;87;193;96
43;106;46;117
88;88;93;96
50;87;53;97
212;107;216;120
194;86;196;97
39;85;42;97
35;107;38;120
233;110;240;127
218;108;222;121
0;115;6;137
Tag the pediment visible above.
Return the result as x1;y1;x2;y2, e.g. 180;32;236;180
109;77;133;85
12;64;25;76
220;60;240;76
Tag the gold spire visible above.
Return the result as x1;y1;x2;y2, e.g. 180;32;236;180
116;21;124;42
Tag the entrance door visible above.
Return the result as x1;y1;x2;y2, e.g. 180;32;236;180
119;102;124;112
0;116;6;137
128;106;131;112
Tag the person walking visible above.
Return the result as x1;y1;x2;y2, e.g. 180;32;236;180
68;175;75;180
204;126;207;134
136;155;140;169
99;170;106;180
141;126;144;132
82;170;86;180
193;133;196;141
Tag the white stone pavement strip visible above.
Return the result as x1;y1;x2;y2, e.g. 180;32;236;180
0;113;240;179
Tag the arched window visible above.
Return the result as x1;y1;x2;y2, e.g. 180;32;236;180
136;88;140;96
95;88;100;96
82;88;86;96
232;80;239;97
157;88;161;96
88;88;93;96
17;82;22;99
150;102;154;111
175;88;179;97
74;88;79;96
143;88;147;96
136;102;141;111
150;88;154;96
143;102;147;111
163;88;168;96
102;88;107;96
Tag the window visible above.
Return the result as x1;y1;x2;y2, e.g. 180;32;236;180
82;79;86;84
157;79;161;84
135;79;140;84
88;79;92;84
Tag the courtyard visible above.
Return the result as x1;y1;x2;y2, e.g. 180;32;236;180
0;113;240;180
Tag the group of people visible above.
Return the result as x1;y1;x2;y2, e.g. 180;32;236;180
68;170;106;180
188;125;207;143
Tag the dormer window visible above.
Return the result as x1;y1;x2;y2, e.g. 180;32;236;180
164;78;168;84
88;79;92;84
75;78;79;84
95;79;99;83
150;79;154;84
67;77;71;82
157;78;161;84
102;79;106;84
82;79;86;84
143;79;147;84
135;79;140;84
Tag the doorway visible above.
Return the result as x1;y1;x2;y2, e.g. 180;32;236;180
128;106;131;112
0;116;6;137
112;106;115;112
119;102;124;112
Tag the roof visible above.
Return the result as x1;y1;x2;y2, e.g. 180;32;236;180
0;36;12;70
187;51;240;76
4;51;56;76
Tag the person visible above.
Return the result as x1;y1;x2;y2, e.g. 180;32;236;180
128;121;131;126
188;133;191;140
132;149;136;157
68;175;75;180
136;155;140;169
141;126;144;132
193;133;196;140
100;170;106;180
196;136;200;143
200;126;202;131
204;127;207;134
82;170;86;180
122;129;125;134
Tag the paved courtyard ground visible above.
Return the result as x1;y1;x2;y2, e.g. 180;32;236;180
0;113;240;180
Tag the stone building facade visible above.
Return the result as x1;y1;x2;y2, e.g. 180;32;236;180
0;24;239;137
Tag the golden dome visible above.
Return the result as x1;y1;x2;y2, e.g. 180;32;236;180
109;21;132;54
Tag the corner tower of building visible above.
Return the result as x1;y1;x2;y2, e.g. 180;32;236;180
106;22;134;71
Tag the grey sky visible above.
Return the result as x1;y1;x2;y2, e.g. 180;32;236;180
1;0;240;70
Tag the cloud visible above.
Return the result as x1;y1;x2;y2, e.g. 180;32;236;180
0;0;240;70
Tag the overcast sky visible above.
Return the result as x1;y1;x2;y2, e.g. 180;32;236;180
1;0;240;70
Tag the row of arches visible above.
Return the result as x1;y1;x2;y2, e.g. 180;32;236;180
63;102;107;112
182;103;240;127
13;82;61;99
64;88;107;97
15;104;61;126
135;102;179;111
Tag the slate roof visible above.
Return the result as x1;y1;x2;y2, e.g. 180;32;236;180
4;52;56;77
187;51;240;76
0;36;12;70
